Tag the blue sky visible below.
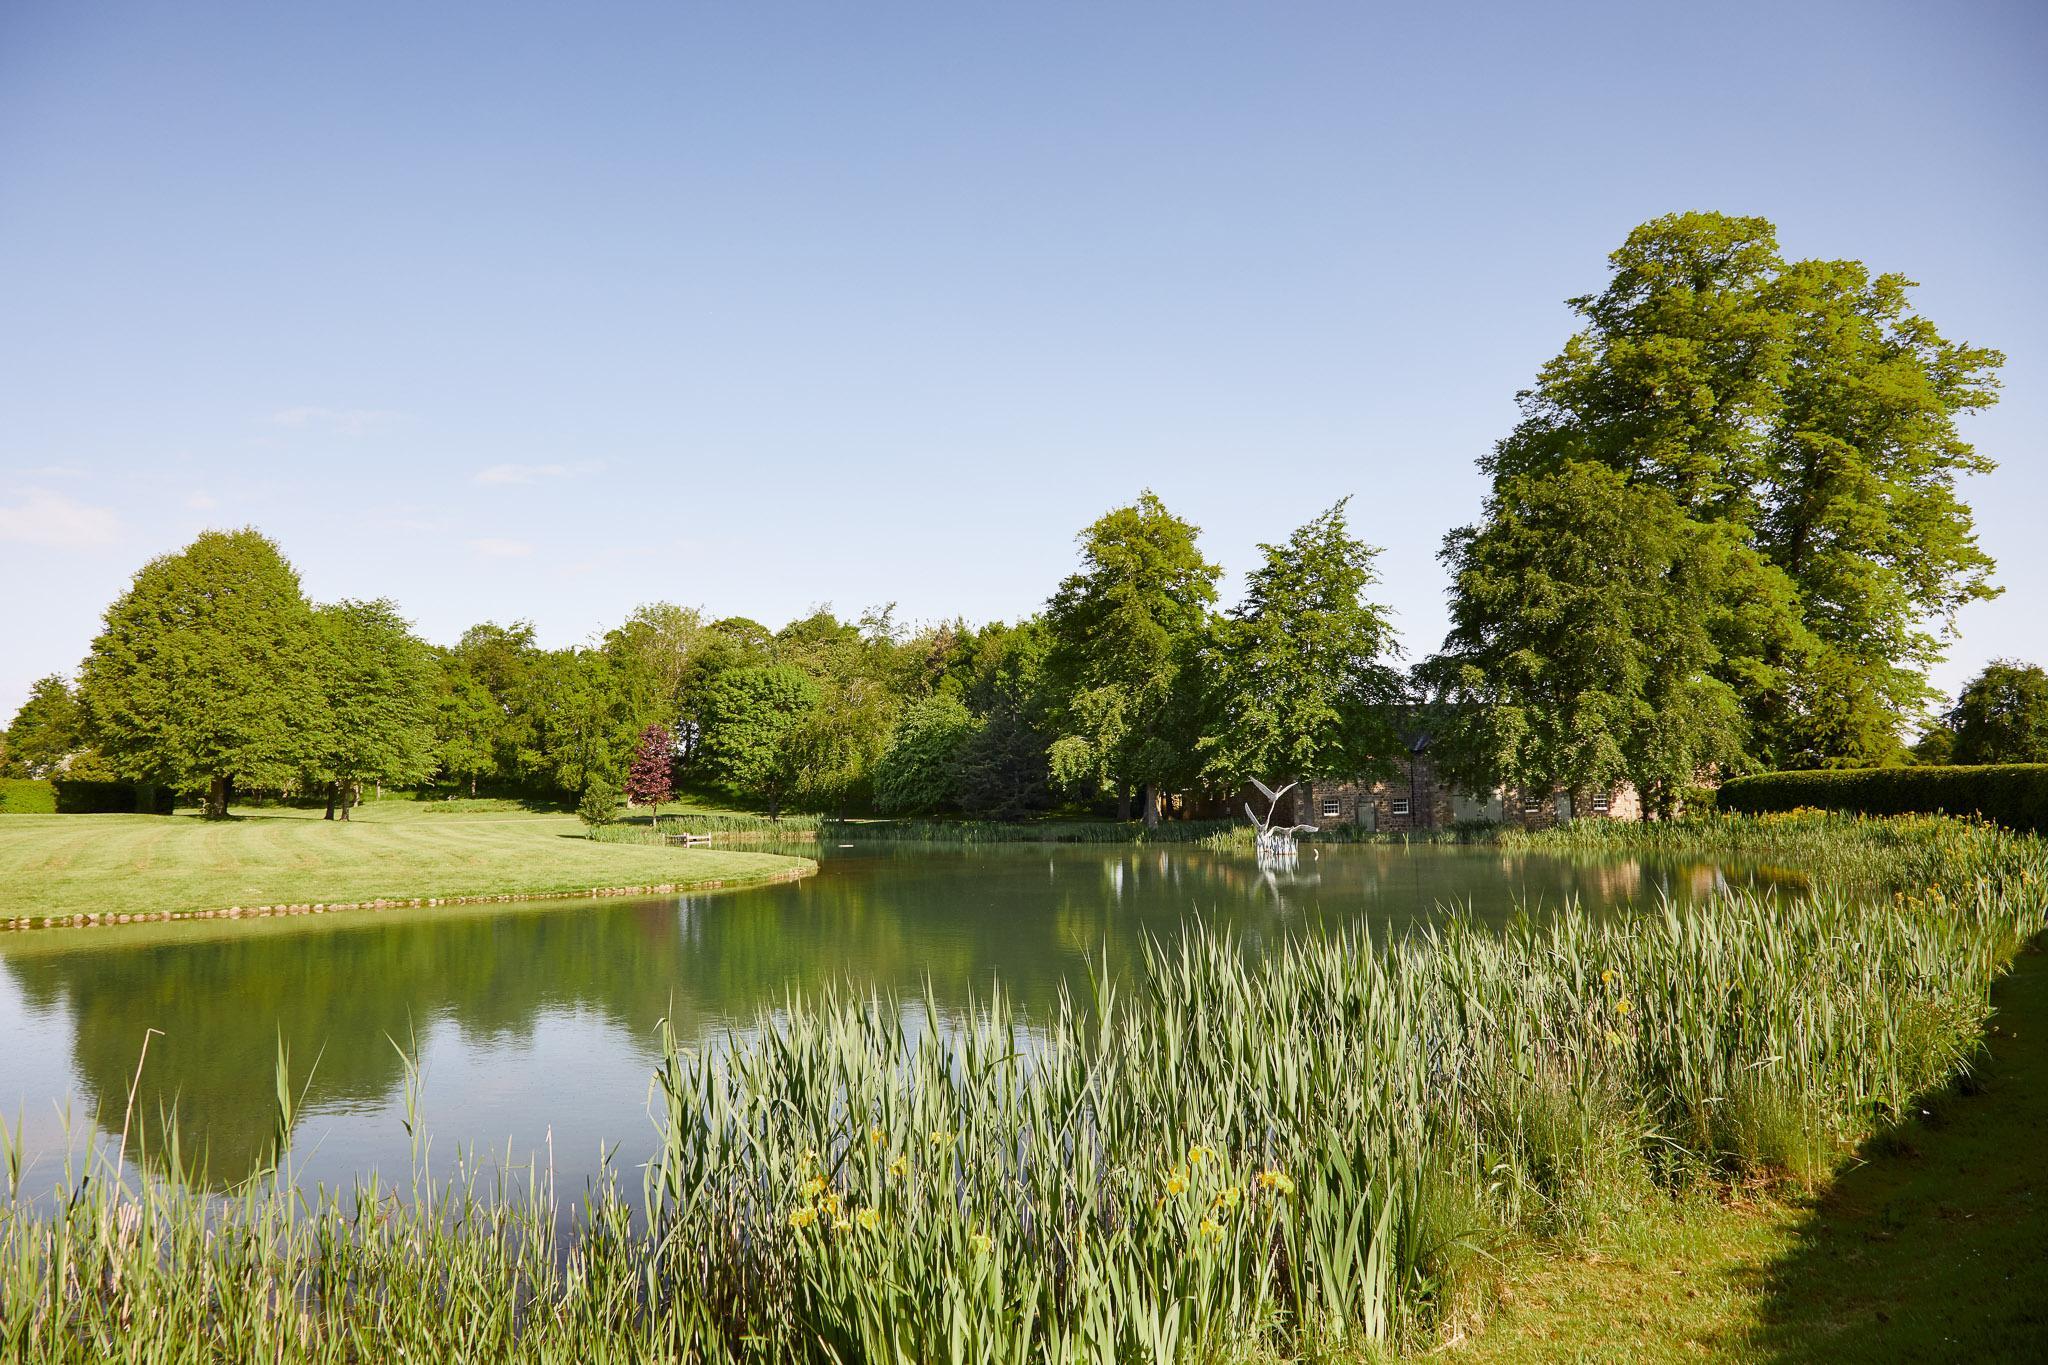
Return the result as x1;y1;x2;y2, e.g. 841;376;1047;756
3;0;2043;721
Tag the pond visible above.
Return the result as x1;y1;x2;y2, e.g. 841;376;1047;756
0;843;1796;1195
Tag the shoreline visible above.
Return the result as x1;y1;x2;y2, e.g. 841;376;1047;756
0;858;816;932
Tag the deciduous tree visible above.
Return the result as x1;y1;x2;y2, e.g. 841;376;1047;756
696;665;818;818
1043;492;1219;825
1200;499;1404;790
626;723;677;821
310;600;440;819
1423;463;1764;816
79;529;323;818
1483;212;2002;765
4;675;86;778
1945;660;2048;765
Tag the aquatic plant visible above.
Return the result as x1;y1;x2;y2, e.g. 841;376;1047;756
1;814;2041;1360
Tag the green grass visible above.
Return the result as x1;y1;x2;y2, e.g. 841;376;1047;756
0;799;815;925
1423;940;2048;1363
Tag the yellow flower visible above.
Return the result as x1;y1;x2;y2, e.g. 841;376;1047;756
799;1147;819;1170
1165;1172;1187;1196
801;1174;828;1199
1255;1169;1295;1196
1187;1144;1218;1166
1600;969;1615;985
929;1129;955;1147
789;1207;818;1230
1198;1217;1225;1241
832;1216;852;1233
888;1155;909;1179
1214;1185;1241;1210
869;1125;885;1147
1604;1029;1623;1046
856;1207;881;1231
818;1191;842;1215
1614;998;1632;1015
970;1230;992;1255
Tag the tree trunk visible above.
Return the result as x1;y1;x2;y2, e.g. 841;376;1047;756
324;782;338;820
206;775;229;821
470;775;478;797
1143;783;1161;829
339;781;358;821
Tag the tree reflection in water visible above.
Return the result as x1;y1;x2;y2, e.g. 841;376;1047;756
0;844;1797;1189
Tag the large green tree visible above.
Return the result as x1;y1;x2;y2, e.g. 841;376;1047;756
696;665;819;817
80;529;323;817
1043;492;1219;825
1944;660;2048;765
309;600;440;818
872;694;982;815
1200;499;1404;790
3;675;86;778
1423;462;1769;816
1481;212;2001;765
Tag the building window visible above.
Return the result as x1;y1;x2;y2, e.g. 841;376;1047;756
1522;796;1543;813
1390;797;1410;816
1321;797;1340;818
1591;793;1611;813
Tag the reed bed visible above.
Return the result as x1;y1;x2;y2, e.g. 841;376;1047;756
3;814;2043;1361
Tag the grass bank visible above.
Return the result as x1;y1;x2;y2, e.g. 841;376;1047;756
0;800;815;927
1429;938;2048;1362
0;814;2040;1360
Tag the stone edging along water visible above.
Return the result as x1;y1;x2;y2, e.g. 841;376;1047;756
0;860;817;933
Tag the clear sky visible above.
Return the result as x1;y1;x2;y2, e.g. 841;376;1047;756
3;0;2043;721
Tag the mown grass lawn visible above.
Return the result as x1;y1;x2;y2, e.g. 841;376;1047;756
0;799;814;924
1427;940;2048;1363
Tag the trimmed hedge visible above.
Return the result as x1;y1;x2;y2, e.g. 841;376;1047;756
1716;764;2048;835
0;778;58;814
51;779;176;814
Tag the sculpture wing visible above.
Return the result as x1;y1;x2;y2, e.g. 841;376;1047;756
1249;778;1277;804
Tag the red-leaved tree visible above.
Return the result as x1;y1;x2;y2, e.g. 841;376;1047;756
626;723;676;824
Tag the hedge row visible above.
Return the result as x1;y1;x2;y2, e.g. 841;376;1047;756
0;778;58;814
1716;764;2048;834
0;779;175;815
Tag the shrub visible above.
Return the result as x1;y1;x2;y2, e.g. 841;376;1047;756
0;777;57;814
576;775;622;833
1716;764;2048;834
49;778;174;814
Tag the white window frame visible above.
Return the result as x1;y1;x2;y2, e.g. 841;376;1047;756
1320;797;1340;818
1390;797;1410;816
1591;793;1611;813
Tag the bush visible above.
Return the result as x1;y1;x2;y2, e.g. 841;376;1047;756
1716;764;2048;834
0;778;57;814
577;775;622;833
49;778;175;814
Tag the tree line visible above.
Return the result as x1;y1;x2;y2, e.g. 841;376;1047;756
2;212;2029;818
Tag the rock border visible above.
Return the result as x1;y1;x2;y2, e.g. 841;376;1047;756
0;861;816;932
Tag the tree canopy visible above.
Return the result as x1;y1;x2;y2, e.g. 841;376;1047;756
1944;660;2048;765
79;528;324;817
1043;492;1219;824
3;675;86;778
1433;211;2001;782
309;599;439;818
1200;498;1404;789
696;665;820;818
1423;462;1759;814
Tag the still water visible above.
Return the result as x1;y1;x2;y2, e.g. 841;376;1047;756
0;843;1793;1194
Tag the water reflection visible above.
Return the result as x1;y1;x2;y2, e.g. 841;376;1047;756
0;844;1795;1190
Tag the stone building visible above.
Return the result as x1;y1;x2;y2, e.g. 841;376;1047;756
1288;734;1642;833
